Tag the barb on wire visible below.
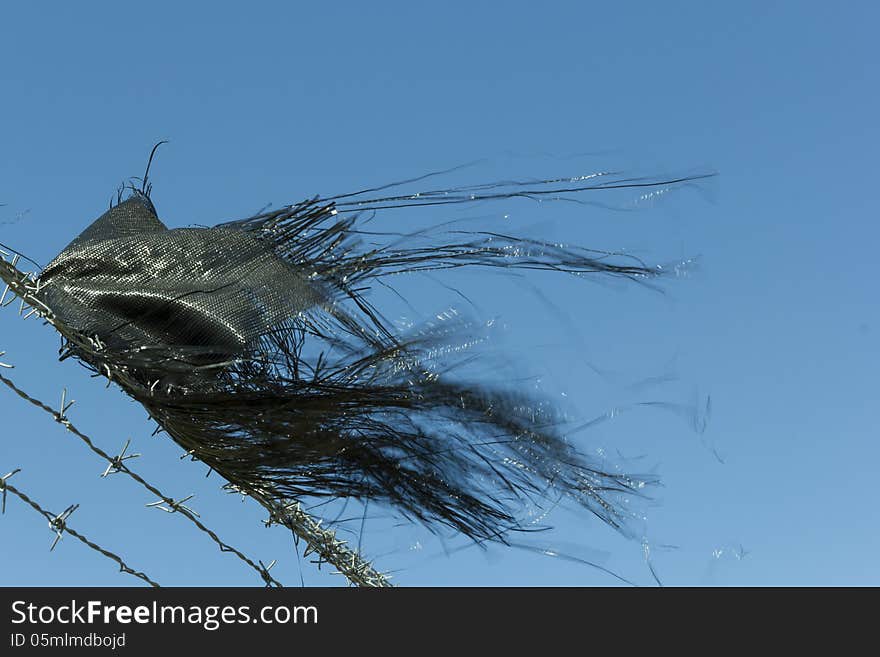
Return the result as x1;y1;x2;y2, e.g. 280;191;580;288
0;472;159;587
49;503;80;551
146;494;200;517
101;438;140;477
1;468;21;513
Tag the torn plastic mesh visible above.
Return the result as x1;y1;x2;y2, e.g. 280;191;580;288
32;173;699;544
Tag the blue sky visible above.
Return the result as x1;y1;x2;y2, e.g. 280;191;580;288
0;1;877;586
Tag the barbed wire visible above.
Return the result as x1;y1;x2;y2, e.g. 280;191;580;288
0;469;160;587
0;364;283;587
1;247;389;587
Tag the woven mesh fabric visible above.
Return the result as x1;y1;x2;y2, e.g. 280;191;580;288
40;194;319;369
31;180;679;543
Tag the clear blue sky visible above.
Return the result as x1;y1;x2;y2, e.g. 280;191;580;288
1;1;876;586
